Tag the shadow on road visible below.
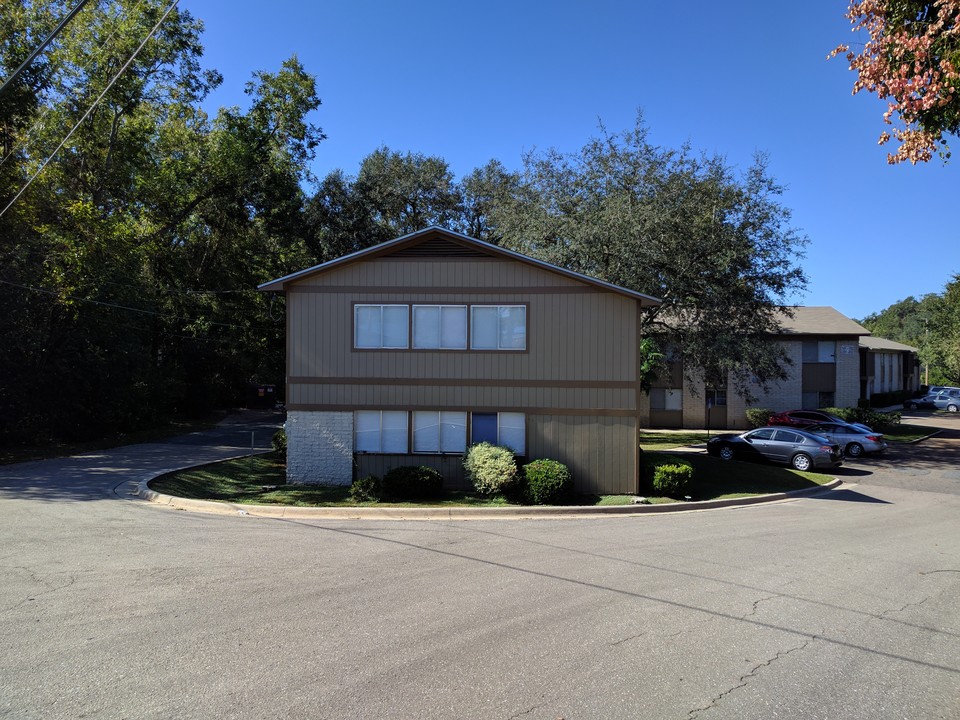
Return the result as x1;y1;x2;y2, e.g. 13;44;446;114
807;488;892;504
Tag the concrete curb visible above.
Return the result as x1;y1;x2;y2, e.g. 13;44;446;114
137;466;843;520
896;430;942;444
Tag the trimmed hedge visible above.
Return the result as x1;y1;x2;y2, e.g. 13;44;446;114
820;406;901;430
381;465;443;500
463;442;518;495
652;463;694;498
522;459;572;505
271;428;287;453
745;408;772;428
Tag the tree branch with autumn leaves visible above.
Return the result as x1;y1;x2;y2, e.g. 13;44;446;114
831;1;960;164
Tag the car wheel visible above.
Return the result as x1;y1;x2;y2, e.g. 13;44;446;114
791;453;813;471
845;442;864;458
719;445;734;461
948;404;959;413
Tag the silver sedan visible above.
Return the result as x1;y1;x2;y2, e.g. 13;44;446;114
805;422;888;458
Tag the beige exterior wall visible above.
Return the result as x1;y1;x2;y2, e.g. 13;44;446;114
288;259;638;385
287;256;643;494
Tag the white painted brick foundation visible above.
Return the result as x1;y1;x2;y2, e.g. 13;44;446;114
286;410;354;486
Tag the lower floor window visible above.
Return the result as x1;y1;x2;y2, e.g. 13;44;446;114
355;410;408;453
470;412;525;454
355;410;525;455
413;411;466;453
802;391;834;409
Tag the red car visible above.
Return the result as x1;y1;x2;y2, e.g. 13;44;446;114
768;409;849;429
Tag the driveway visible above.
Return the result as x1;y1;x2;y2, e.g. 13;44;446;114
836;409;960;495
1;412;959;719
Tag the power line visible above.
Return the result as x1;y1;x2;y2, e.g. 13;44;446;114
0;0;180;220
0;0;93;96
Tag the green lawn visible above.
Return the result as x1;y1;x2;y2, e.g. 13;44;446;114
150;449;834;508
638;431;711;451
645;452;830;502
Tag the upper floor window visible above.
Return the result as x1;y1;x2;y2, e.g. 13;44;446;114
471;305;526;350
413;305;467;349
802;340;835;363
355;303;526;351
651;388;683;411
355;304;409;349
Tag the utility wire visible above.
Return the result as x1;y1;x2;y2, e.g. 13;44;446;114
0;0;93;96
0;0;180;220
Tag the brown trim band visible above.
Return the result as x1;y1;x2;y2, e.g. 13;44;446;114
288;377;636;389
290;285;599;295
287;404;638;417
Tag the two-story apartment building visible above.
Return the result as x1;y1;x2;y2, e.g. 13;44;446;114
645;307;870;430
859;336;921;404
259;227;662;495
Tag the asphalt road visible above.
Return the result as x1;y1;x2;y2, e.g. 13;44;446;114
1;411;959;719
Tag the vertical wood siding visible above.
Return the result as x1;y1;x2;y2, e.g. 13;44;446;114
287;256;641;494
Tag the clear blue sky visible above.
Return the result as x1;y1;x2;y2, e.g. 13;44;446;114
183;0;957;322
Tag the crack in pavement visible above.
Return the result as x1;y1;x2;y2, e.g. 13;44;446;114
0;566;77;615
686;638;814;719
507;699;552;719
880;595;932;620
743;593;778;620
609;632;645;647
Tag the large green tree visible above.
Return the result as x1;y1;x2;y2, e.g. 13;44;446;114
0;2;321;443
305;147;461;261
860;288;958;385
485;116;809;398
927;275;960;384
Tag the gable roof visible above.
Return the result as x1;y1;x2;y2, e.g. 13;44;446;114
258;226;662;306
859;336;919;353
774;307;870;336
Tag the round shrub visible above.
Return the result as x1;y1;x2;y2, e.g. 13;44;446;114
271;428;287;453
463;442;518;495
349;474;381;503
523;459;573;505
381;465;443;500
745;408;772;429
651;462;694;498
